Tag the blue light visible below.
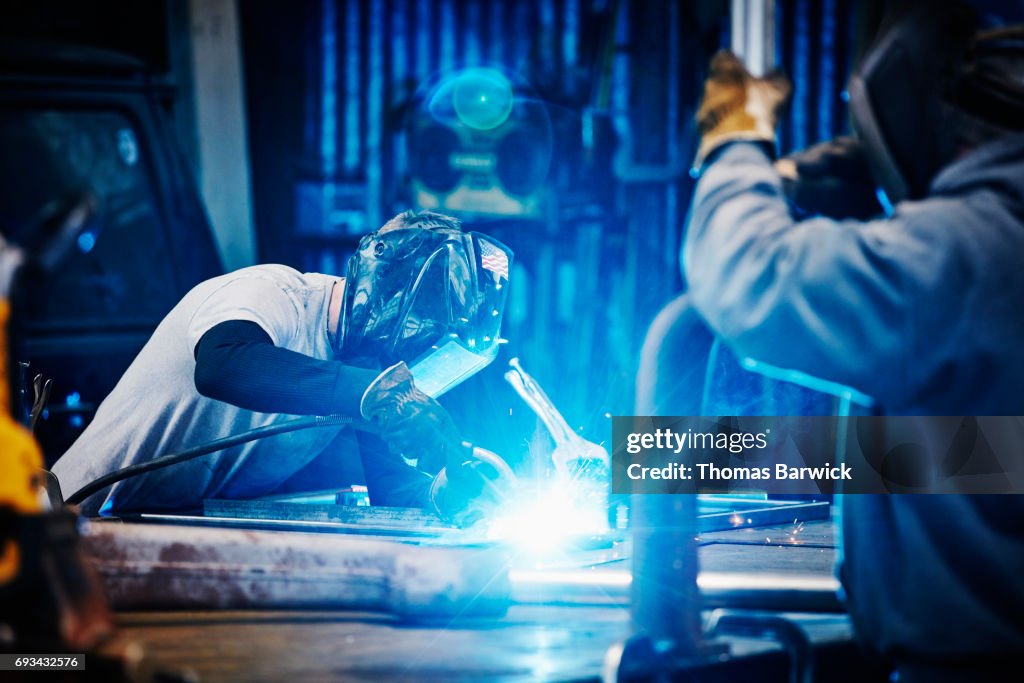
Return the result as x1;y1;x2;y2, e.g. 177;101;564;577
320;0;337;176
875;187;895;217
451;68;514;131
98;497;115;517
77;231;96;253
65;392;81;407
70;415;84;429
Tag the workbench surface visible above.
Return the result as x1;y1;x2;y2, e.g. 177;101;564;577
105;520;884;682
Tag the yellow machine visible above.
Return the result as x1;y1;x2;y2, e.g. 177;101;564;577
0;301;45;515
0;215;119;659
0;298;116;655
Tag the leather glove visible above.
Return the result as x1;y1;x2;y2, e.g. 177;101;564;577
429;446;516;527
695;51;792;167
360;361;465;475
775;137;884;220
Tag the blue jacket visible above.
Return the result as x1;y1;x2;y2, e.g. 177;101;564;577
684;138;1024;663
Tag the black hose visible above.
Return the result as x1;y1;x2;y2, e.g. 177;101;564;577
64;414;354;506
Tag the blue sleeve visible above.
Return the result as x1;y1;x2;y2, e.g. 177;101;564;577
683;143;969;409
356;431;433;508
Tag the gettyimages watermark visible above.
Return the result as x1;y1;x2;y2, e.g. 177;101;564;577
611;416;1024;495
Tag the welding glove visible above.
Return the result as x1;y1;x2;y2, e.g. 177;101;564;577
360;361;466;475
695;51;792;167
429;446;516;527
775;137;884;220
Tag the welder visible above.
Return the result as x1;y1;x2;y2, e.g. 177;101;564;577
52;210;515;524
644;2;1024;680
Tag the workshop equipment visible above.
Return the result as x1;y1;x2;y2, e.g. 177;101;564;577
81;521;511;621
504;357;609;483
1;203;198;682
511;569;842;613
200;499;455;537
0;207;115;654
15;362;52;434
603;495;704;682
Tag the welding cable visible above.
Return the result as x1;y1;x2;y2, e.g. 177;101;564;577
63;414;355;506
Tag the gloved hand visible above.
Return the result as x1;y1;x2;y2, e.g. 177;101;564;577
429;446;516;527
695;51;792;167
775;137;884;220
360;361;465;475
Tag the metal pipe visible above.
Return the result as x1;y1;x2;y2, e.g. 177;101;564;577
80;521;510;621
731;0;777;76
511;568;841;613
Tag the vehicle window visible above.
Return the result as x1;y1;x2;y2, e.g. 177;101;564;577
0;108;180;328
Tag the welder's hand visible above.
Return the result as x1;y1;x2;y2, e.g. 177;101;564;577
695;51;792;167
360;361;465;475
775;137;884;220
429;447;516;527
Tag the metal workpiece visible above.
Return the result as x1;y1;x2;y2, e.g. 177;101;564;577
79;521;511;620
602;494;702;682
706;609;814;683
510;569;842;613
201;500;457;538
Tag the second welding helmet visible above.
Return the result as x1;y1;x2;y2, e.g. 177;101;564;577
338;217;513;397
847;2;978;204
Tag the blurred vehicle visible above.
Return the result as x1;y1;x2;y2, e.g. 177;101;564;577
0;42;223;462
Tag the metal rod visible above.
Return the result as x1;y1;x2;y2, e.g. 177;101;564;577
731;0;777;76
629;495;702;656
80;521;510;620
510;568;842;613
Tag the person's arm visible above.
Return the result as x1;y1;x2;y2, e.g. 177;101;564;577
194;320;379;415
684;142;967;409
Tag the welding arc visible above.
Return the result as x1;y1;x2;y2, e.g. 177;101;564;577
63;415;354;506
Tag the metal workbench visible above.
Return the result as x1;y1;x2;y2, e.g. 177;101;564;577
84;504;889;682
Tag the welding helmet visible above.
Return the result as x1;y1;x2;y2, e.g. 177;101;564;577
338;220;513;397
847;2;978;204
849;3;1024;205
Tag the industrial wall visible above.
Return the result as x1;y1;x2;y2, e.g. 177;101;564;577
238;0;856;455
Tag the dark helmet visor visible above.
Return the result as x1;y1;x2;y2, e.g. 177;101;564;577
340;226;512;396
